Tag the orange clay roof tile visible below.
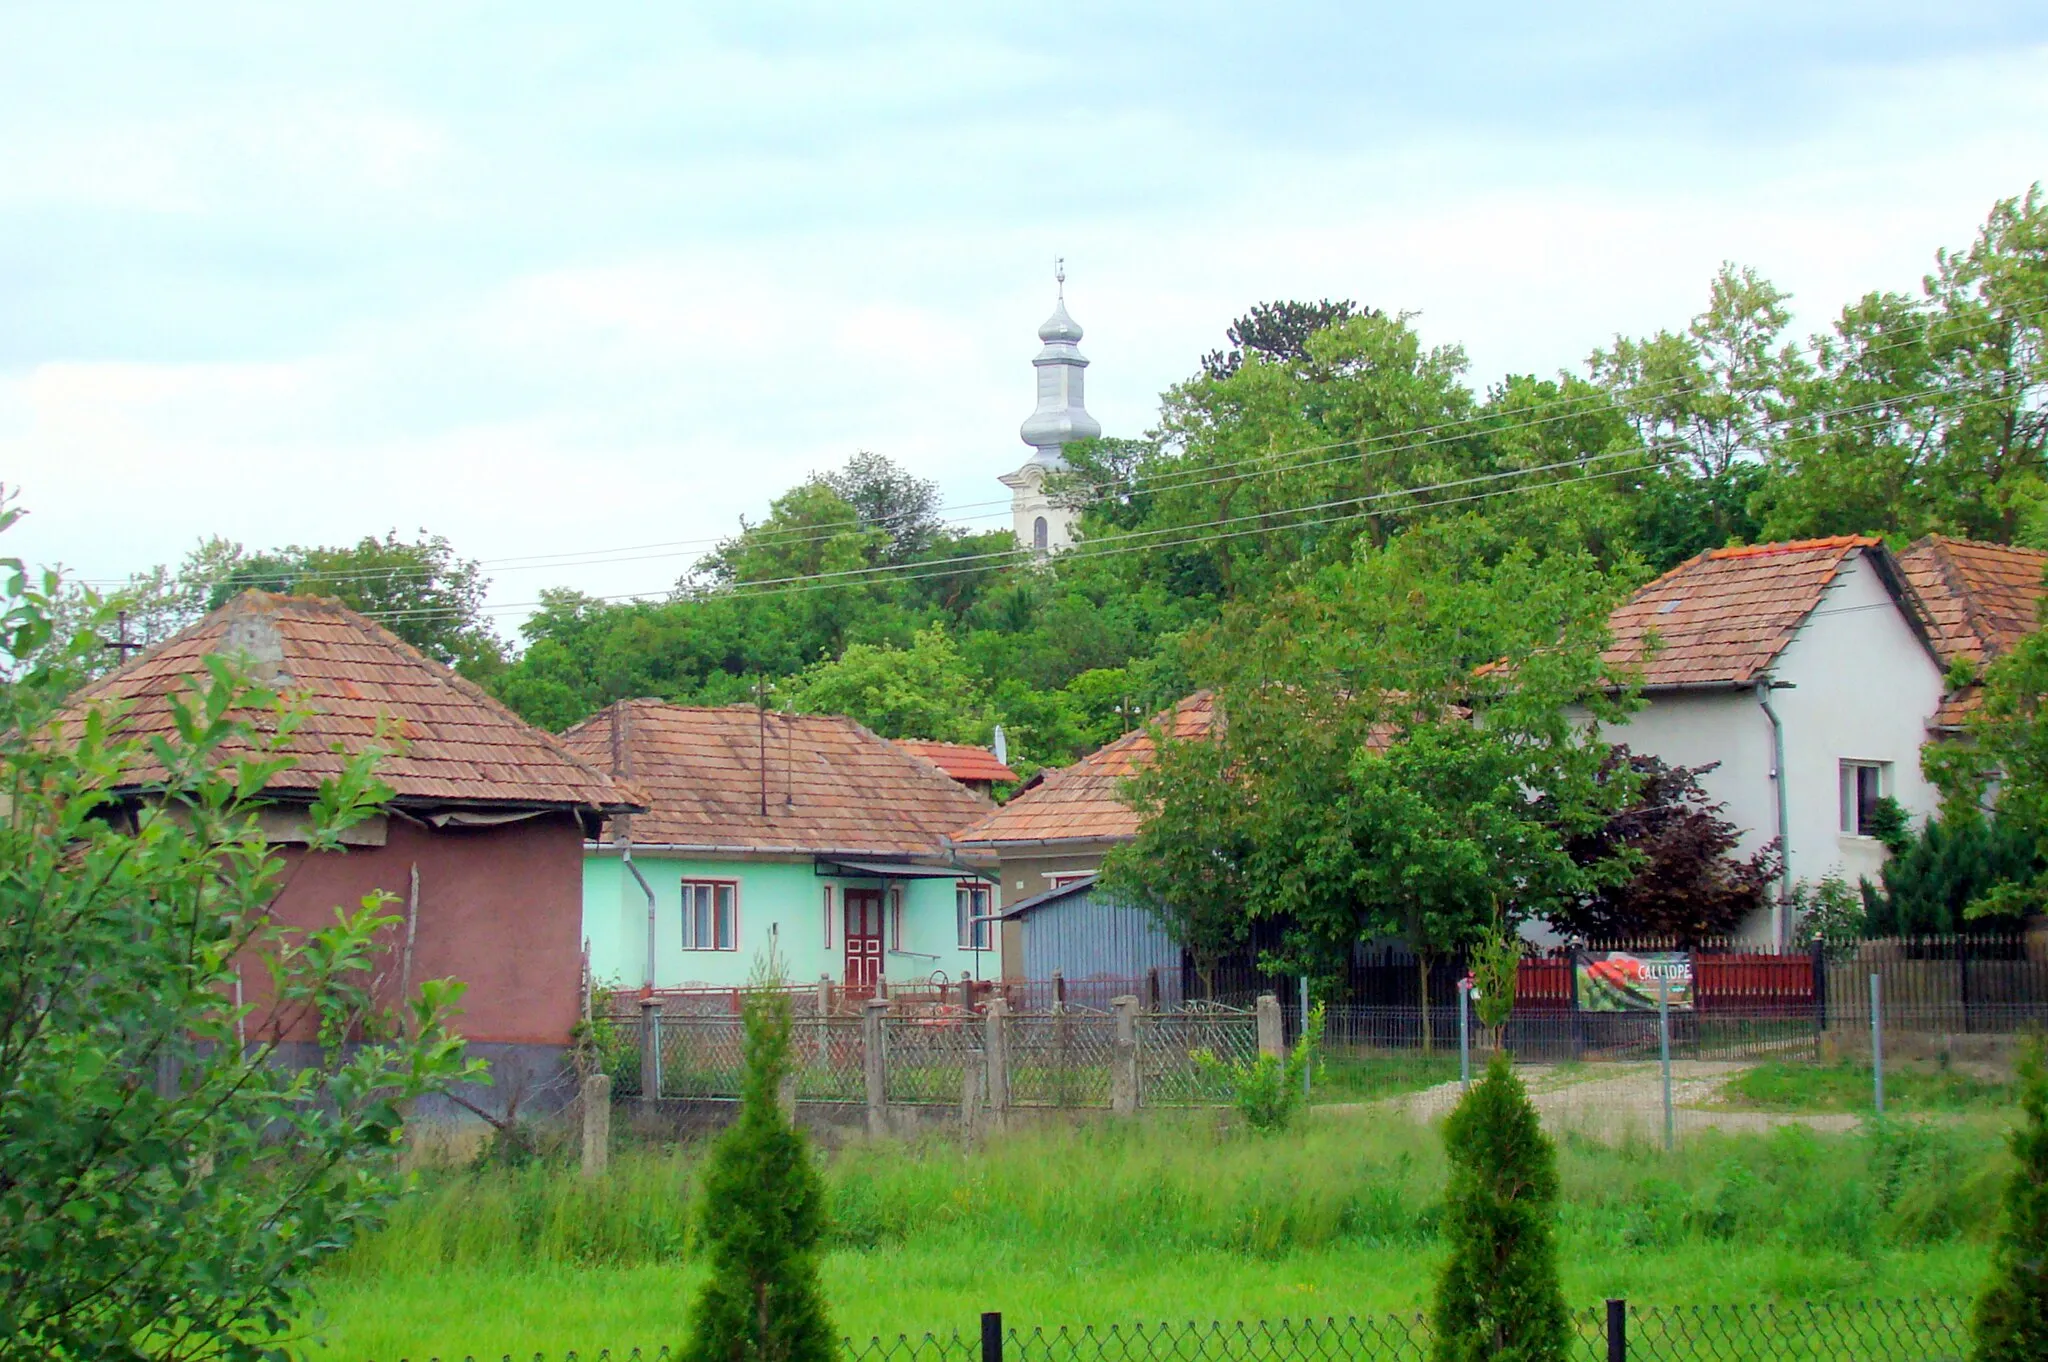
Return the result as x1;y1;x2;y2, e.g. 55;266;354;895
559;701;993;855
1896;535;2048;669
1604;537;1882;689
56;592;643;811
889;739;1018;785
952;693;1217;847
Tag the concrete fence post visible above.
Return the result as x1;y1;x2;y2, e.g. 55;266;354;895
580;1072;611;1177
1111;994;1140;1117
639;996;660;1105
814;976;832;1072
1256;993;1284;1059
862;997;889;1138
984;997;1011;1131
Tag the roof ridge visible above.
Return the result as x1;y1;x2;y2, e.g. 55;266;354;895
1704;534;1877;561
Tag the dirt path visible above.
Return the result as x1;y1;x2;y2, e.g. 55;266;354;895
1339;1061;1862;1141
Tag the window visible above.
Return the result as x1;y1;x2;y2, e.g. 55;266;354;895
889;886;905;949
821;885;834;949
957;882;993;951
1047;872;1092;890
1033;516;1049;550
680;880;738;951
1839;760;1891;836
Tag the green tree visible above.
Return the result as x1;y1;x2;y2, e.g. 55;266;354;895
786;624;994;744
1429;1053;1571;1362
0;527;480;1360
1199;298;1374;380
1864;809;2039;936
1971;1039;2048;1360
681;984;835;1362
1928;619;2048;921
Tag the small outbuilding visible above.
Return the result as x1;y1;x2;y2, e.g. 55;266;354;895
57;591;644;1116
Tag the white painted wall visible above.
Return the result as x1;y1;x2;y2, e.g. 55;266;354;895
1595;552;1946;943
999;463;1079;553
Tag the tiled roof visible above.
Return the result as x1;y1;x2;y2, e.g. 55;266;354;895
1896;535;2048;668
890;739;1018;785
952;693;1217;847
58;592;642;811
559;701;992;855
1604;537;1885;690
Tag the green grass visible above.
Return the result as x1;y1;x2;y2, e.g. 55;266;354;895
304;1108;2016;1359
1716;1061;2013;1113
1310;1052;1462;1103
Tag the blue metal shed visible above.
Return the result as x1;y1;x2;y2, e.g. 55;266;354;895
999;875;1185;1005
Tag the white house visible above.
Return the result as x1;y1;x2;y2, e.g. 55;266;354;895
1596;536;1948;948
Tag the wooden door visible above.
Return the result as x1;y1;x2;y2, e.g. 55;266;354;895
844;889;884;992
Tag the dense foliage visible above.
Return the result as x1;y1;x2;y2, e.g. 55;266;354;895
681;985;834;1362
0;516;480;1361
1971;1040;2048;1360
1429;1053;1571;1362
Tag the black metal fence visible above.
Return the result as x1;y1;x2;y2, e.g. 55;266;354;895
371;1296;1974;1361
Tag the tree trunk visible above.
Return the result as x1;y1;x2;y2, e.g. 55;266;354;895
1418;952;1434;1054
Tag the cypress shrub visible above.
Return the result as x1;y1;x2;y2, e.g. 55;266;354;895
1972;1039;2048;1360
681;987;835;1362
1428;1052;1569;1362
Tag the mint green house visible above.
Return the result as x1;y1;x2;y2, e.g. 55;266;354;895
560;701;1001;993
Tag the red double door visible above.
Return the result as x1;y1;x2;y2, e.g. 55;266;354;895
843;889;884;992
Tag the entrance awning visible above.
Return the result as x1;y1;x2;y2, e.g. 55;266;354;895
814;858;993;881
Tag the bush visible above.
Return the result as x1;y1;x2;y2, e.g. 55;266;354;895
1971;1038;2048;1360
1429;1053;1570;1362
681;985;835;1362
1198;1004;1325;1132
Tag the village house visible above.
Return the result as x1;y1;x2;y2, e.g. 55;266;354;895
561;700;999;994
1895;534;2048;735
58;592;643;1116
1596;536;1949;947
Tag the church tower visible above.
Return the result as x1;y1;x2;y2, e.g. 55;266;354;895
1000;262;1100;553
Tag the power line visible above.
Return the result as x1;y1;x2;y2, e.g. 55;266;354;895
73;296;2047;594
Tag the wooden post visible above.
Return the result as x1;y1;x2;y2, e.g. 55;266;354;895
862;997;889;1138
1146;966;1161;1011
580;1072;611;1176
1111;995;1140;1117
984;997;1011;1131
1051;970;1066;1012
639;996;660;1105
814;976;832;1071
1256;992;1284;1059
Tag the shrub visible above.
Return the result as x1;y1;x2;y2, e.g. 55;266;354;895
1197;1004;1325;1132
1429;1052;1570;1362
1971;1038;2048;1360
681;985;835;1362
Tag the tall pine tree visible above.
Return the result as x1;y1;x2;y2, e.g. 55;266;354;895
681;985;835;1362
1429;1053;1570;1362
1973;1039;2048;1360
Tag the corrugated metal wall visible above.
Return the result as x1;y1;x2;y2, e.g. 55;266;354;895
1017;885;1185;1003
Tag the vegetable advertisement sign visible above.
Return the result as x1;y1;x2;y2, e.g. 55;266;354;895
1575;951;1693;1012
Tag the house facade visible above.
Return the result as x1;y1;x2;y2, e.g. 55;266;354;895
1595;537;1949;947
561;701;1001;993
58;591;642;1116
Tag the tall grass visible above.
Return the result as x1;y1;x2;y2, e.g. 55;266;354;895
334;1110;2012;1281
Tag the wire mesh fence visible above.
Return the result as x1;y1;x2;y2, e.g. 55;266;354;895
366;1294;1977;1361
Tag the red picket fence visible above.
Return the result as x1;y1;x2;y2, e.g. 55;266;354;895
1695;953;1814;1015
1515;958;1575;1011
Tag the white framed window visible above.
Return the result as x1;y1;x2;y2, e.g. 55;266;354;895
957;881;993;951
680;880;738;951
1047;872;1092;890
1839;760;1892;836
889;886;905;949
821;885;834;949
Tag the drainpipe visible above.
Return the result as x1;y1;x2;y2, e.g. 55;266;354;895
1755;679;1793;952
624;844;658;993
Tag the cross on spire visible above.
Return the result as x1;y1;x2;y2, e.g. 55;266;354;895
1054;256;1065;300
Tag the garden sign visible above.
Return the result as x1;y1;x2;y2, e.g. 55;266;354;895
1575;951;1693;1012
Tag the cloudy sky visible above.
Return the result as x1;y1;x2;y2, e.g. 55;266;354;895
3;3;2045;630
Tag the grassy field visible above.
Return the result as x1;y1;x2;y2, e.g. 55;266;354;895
1714;1060;2013;1113
304;1106;2014;1360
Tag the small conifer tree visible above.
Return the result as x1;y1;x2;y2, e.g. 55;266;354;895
1429;1052;1570;1362
681;982;835;1362
1972;1038;2048;1360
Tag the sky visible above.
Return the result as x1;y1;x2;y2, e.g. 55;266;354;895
3;2;2047;633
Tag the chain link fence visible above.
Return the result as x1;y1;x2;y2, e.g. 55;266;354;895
363;1294;1975;1361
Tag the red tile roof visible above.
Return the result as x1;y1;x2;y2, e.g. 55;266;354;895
1896;535;2048;668
1897;535;2048;731
1604;537;1891;690
890;739;1018;785
952;693;1217;847
58;592;642;812
559;701;992;855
